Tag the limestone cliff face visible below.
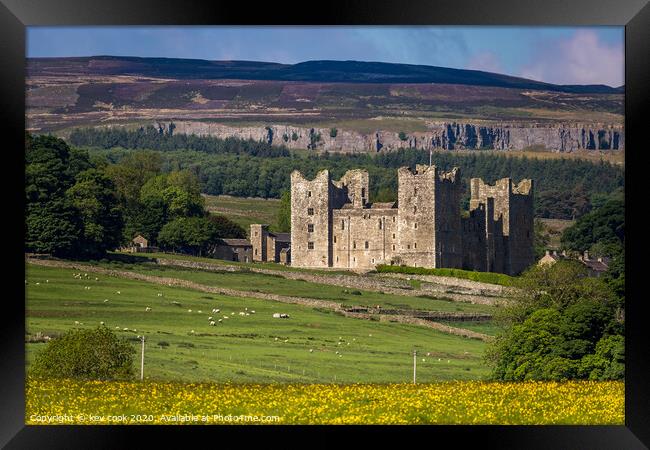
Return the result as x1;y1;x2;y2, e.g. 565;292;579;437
155;121;624;153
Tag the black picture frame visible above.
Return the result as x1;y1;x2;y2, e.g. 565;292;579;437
2;0;648;447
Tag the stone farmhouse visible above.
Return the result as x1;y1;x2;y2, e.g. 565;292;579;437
290;165;534;275
539;249;610;276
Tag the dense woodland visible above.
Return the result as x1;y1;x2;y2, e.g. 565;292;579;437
71;126;624;220
25;133;245;258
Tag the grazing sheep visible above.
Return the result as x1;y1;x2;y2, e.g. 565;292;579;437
197;310;202;314
74;321;79;325
188;309;193;313
103;299;109;303
116;291;121;294
209;321;216;326
239;312;246;316
218;319;222;323
309;349;313;353
145;307;152;312
208;316;213;321
100;321;104;325
250;310;255;314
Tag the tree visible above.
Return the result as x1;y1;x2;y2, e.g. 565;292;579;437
207;214;246;239
30;327;136;380
485;260;624;381
276;190;291;232
330;128;338;138
533;219;550;259
66;169;124;256
25;134;122;257
398;131;408;141
157;217;219;256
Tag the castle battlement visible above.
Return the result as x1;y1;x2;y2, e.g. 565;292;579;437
291;166;534;275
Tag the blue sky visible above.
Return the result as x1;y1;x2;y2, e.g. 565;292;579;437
27;26;624;87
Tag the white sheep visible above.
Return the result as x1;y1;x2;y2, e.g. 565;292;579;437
100;321;104;325
188;309;193;313
209;321;216;326
197;310;202;314
218;319;222;323
145;307;152;312
103;299;109;303
208;316;213;321
116;291;121;294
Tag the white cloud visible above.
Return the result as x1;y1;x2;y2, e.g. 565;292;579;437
519;30;624;87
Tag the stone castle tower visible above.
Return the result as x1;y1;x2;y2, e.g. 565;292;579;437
290;165;534;275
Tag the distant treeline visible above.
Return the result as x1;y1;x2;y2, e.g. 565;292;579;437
73;128;624;220
69;126;291;157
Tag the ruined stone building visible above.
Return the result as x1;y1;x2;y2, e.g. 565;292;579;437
250;224;291;264
290;165;534;275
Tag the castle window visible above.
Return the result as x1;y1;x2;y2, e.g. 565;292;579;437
334;235;337;243
254;231;258;237
414;223;418;229
372;258;375;264
392;217;396;223
378;220;382;229
392;244;395;251
353;241;356;249
308;208;314;215
392;233;396;239
254;249;258;255
308;224;314;232
364;241;369;249
308;242;314;250
336;256;339;262
341;220;345;230
407;244;411;250
361;188;366;198
414;242;417;249
414;187;418;195
414;206;417;213
308;191;312;197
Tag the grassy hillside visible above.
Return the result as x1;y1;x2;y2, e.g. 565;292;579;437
26;264;491;383
203;194;281;234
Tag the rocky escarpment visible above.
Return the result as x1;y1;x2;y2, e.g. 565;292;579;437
155;120;624;153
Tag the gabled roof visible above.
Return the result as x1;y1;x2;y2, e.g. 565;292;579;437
269;232;291;243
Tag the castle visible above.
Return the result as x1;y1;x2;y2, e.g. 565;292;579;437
290;165;534;275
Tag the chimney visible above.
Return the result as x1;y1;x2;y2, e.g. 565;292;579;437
561;250;567;257
545;250;550;256
553;250;558;257
583;250;590;261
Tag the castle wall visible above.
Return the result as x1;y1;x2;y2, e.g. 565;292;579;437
434;167;463;268
290;166;534;275
396;166;437;268
332;208;397;269
507;180;535;275
290;169;333;268
250;224;268;262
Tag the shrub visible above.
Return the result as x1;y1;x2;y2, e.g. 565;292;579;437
330;128;338;138
398;131;408;141
375;264;515;286
30;327;136;380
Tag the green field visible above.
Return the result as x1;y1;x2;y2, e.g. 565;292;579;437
202;195;281;234
92;260;495;314
26;264;491;383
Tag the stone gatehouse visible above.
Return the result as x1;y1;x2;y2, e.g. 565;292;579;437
290;165;534;275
